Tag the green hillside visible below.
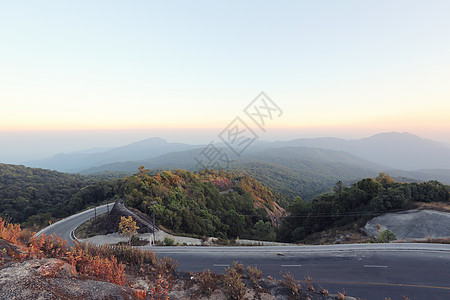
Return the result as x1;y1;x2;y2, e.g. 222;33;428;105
118;168;284;241
278;174;450;243
81;146;382;201
0;164;93;225
237;147;381;200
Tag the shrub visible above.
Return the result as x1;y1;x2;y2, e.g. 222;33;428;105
77;254;126;285
0;217;31;245
28;234;68;259
231;261;244;274
282;272;301;296
156;256;178;274
149;274;169;300
318;285;328;295
377;230;397;243
246;266;262;287
304;275;314;291
223;266;247;300
0;218;128;287
163;237;175;246
197;269;218;296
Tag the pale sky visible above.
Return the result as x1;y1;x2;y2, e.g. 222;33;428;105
1;1;449;162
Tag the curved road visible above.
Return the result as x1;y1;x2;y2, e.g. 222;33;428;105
38;205;450;300
35;203;114;244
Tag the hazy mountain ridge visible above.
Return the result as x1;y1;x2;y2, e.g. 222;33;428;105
275;132;450;170
80;146;383;200
22;133;450;199
25;132;450;173
24;137;202;172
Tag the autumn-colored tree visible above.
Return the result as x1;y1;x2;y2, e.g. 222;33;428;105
119;216;139;247
137;165;149;177
375;173;396;186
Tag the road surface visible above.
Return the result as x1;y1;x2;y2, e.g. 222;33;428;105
38;204;450;300
35;203;113;243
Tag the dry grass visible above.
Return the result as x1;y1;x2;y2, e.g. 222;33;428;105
282;272;300;295
413;201;450;213
300;222;373;245
0;216;176;295
394;237;450;244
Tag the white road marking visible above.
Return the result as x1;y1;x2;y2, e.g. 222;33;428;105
281;264;302;267
363;265;388;268
213;264;230;267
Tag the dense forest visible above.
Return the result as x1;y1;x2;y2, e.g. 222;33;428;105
278;173;450;242
0;164;119;226
119;168;281;241
1;163;449;243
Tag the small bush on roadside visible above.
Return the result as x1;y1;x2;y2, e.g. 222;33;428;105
163;237;175;246
156;256;178;274
231;261;244;274
377;230;397;243
197;269;218;296
282;272;301;296
246;265;262;287
149;274;169;300
318;285;328;295
304;275;314;291
28;234;68;259
77;254;126;285
0;217;32;245
223;266;247;300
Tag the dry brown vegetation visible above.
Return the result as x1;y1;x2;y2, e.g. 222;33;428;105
1;216;356;299
413;201;450;213
300;222;373;245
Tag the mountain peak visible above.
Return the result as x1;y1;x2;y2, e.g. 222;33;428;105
367;132;420;139
128;137;168;146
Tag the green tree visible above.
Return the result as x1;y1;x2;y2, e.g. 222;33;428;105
253;220;276;241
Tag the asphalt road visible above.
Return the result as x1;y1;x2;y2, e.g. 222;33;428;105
151;246;450;300
35;203;114;244
38;205;450;300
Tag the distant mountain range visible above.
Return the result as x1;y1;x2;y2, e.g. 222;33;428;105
273;132;450;170
21;132;450;200
25;132;450;172
24;137;201;173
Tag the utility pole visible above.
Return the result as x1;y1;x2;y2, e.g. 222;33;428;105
152;207;156;245
150;200;156;246
94;206;97;220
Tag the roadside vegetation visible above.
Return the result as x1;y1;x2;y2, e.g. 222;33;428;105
278;173;449;243
1;216;351;299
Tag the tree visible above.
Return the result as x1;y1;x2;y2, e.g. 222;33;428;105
375;173;396;186
356;178;382;196
119;216;139;247
334;181;344;194
253;220;276;241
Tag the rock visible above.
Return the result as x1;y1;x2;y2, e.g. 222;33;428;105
0;238;23;265
364;209;450;240
0;259;137;300
36;258;77;278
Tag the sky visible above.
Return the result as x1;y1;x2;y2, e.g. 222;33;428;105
1;1;449;162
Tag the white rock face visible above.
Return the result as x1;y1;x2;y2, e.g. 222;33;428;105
364;209;450;240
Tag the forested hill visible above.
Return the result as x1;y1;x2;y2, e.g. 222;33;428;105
279;173;450;243
0;164;94;225
119;168;285;240
0;164;285;240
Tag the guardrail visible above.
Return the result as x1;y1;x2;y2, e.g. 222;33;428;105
34;202;115;238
